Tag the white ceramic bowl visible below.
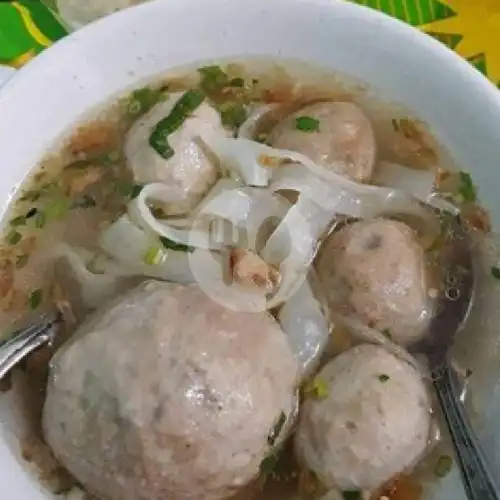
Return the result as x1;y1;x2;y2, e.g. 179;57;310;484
1;0;500;498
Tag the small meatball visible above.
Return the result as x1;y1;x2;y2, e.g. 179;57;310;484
295;344;431;493
269;102;376;182
43;281;298;500
125;93;228;214
315;219;432;345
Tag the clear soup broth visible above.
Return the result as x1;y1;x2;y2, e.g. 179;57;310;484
0;59;493;500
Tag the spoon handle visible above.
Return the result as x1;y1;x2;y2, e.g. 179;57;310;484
0;314;60;380
433;362;500;500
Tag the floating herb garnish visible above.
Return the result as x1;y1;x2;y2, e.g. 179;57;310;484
458;171;477;203
295;116;320;132
128;87;166;117
434;454;453;478
304;377;329;400
149;89;205;159
342;491;362;500
491;266;500;280
159;236;195;253
28;288;43;309
6;230;22;245
10;215;26;227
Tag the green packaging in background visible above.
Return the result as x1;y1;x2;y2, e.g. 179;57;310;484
0;0;495;86
0;0;67;68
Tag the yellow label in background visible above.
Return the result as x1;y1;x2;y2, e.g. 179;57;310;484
0;0;67;68
352;0;500;86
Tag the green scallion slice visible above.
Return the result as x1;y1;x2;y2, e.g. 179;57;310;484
143;246;165;266
128;87;165;117
342;491;361;500
28;288;43;309
35;211;47;229
159;236;195;253
10;215;26;227
197;65;230;93
259;452;279;476
458;171;477;203
434;454;453;478
45;198;71;220
295;116;320;132
305;377;329;400
219;102;247;129
6;230;22;245
491;266;500;280
149;89;206;159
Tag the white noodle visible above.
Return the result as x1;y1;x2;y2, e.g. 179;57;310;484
238;103;279;140
278;280;331;380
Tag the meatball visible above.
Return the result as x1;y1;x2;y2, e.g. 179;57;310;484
43;281;298;500
125;92;228;214
295;344;431;493
315;218;432;345
269;101;376;182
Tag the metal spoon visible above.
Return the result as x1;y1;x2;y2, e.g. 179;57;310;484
409;212;500;500
0;313;61;380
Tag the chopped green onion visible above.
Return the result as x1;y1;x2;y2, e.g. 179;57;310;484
304;377;329;400
143;245;165;266
10;215;26;227
219;101;247;129
149;89;206;159
197;65;230;92
6;230;22;245
45;198;71;220
295;116;320;132
131;184;144;199
378;374;390;382
229;77;245;88
434;454;453;478
259;452;279;476
127;87;165;117
116;182;144;199
342;491;362;500
34;211;46;229
28;288;43;309
491;266;500;280
267;411;286;447
25;208;38;219
458;171;477;203
15;254;29;269
159;236;195;253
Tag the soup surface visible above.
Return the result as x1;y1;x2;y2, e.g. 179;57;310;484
0;60;493;500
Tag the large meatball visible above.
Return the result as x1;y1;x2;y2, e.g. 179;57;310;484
125;92;228;214
269;101;376;182
315;218;432;345
43;281;298;500
295;344;431;493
